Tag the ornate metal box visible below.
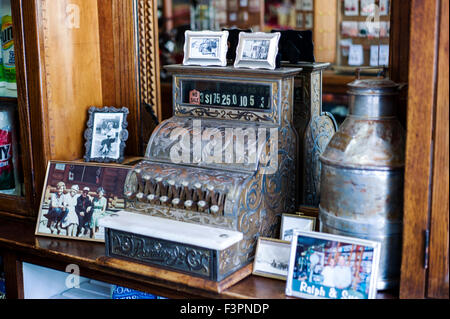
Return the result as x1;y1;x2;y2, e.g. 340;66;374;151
102;65;301;281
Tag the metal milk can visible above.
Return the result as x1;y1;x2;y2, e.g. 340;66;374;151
318;73;406;290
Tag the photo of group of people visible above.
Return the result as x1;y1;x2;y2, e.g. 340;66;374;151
288;233;379;299
42;182;108;239
36;162;130;242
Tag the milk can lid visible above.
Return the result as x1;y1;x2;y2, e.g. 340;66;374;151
348;78;400;90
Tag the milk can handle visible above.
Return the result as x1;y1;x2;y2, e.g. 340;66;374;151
355;66;388;79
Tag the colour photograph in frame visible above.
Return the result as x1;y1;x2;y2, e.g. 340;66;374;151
286;230;381;299
183;30;229;66
234;32;280;70
35;161;131;242
253;237;291;280
280;213;316;241
84;106;129;164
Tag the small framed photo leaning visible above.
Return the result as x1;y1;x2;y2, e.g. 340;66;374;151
285;230;381;299
280;213;316;241
182;30;229;67
234;32;281;70
35;161;132;242
84;106;129;163
253;237;291;281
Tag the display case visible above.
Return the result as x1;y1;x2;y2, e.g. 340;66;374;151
0;0;447;301
0;0;38;217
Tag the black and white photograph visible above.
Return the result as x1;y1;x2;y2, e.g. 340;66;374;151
234;32;280;70
183;30;229;66
253;237;291;280
286;230;381;299
280;213;316;241
35;161;131;242
241;39;270;60
190;38;220;58
84;106;129;163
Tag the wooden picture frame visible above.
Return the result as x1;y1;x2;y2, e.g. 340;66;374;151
182;30;229;67
35;161;132;242
84;106;129;163
286;230;381;299
234;32;280;70
253;237;291;281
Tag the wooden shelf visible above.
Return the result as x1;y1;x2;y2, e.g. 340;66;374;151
0;215;398;299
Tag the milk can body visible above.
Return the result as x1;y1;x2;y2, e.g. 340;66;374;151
319;78;405;290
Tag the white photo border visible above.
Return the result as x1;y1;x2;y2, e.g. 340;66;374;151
285;230;381;299
182;30;229;67
234;32;280;70
253;237;291;281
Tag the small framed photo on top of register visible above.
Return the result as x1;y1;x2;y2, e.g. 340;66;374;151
285;230;381;299
182;30;229;67
234;32;280;70
84;106;129;164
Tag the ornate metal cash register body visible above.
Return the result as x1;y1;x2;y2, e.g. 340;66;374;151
100;65;302;282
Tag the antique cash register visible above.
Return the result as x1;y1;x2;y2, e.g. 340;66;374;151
99;65;302;283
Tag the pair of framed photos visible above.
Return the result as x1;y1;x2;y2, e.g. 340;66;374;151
183;30;280;70
253;213;381;299
253;213;316;280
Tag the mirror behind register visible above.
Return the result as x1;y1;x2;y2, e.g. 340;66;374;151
100;65;301;283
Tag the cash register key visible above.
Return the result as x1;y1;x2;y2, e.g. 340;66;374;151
181;181;192;200
142;173;151;181
198;200;208;213
147;194;159;204
136;192;144;200
210;205;220;215
160;196;169;205
172;198;181;208
134;168;142;174
167;179;178;199
184;200;194;211
194;182;204;201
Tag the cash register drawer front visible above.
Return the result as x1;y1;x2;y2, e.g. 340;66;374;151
105;228;246;281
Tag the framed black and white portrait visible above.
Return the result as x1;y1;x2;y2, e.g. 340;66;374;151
182;30;229;66
234;32;280;70
84;106;129;163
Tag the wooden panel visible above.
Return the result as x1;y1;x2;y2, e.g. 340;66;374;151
427;0;449;299
98;0;140;156
136;0;161;152
389;0;411;128
314;0;337;63
400;0;439;299
2;250;24;299
37;0;104;161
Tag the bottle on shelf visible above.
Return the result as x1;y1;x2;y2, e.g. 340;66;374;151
0;0;16;93
0;104;18;195
0;0;7;91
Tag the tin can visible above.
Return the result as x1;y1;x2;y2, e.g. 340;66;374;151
319;73;406;290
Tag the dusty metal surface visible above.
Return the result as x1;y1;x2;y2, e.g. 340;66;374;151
319;77;406;290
